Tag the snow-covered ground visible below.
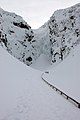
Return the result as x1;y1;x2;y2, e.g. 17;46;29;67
42;44;80;102
31;54;51;71
0;45;80;120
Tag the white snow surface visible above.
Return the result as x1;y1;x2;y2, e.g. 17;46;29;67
0;3;80;120
43;44;80;102
31;54;51;71
0;45;80;120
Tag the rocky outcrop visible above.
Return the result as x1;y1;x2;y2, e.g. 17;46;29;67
48;3;80;64
0;8;43;65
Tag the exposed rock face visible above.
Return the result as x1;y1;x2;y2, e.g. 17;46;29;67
0;8;43;65
48;3;80;64
0;3;80;66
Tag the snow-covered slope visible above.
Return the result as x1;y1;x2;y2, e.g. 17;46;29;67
0;45;80;120
0;8;51;66
48;3;80;65
43;43;80;102
0;8;36;66
0;8;49;66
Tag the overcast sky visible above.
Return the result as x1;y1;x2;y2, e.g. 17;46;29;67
0;0;80;29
